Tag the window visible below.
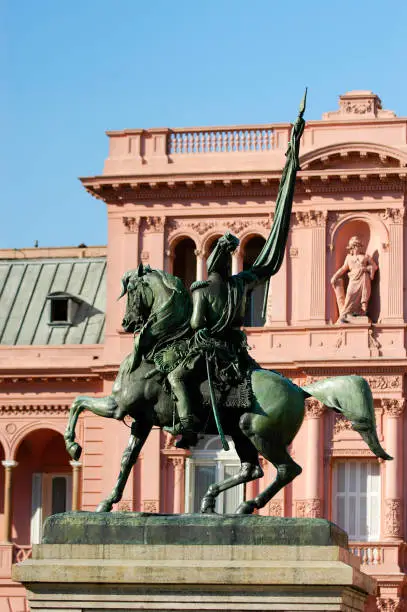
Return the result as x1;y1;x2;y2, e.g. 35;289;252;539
47;292;80;326
332;461;380;541
185;436;243;514
173;238;197;288
243;236;266;327
31;473;72;544
50;298;68;323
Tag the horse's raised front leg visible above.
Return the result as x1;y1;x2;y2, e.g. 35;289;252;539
96;419;152;513
201;433;263;514
65;395;123;460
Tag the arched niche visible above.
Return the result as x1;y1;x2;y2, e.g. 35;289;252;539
13;428;70;545
329;215;388;323
242;235;266;327
172;237;197;289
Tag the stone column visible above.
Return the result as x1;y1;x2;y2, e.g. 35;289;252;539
382;399;404;540
195;249;205;281
70;461;82;512
382;208;404;323
2;460;18;542
122;215;141;269
170;456;186;514
304;399;324;517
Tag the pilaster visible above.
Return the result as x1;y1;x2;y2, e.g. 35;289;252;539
382;398;404;540
304;399;325;518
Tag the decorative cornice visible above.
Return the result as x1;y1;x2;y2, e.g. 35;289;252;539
0;404;70;416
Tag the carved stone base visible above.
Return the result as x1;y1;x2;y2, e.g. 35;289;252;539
14;513;376;611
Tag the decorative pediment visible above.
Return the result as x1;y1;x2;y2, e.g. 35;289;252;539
322;90;396;120
300;143;407;171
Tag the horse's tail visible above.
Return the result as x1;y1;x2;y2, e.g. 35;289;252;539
301;375;392;461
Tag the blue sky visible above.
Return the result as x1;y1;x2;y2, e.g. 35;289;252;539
2;0;407;249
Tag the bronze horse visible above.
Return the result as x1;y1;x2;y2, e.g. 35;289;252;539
64;266;391;514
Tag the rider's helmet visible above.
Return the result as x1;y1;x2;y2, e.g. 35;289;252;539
207;231;239;279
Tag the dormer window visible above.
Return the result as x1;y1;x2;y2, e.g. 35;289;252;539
47;292;80;326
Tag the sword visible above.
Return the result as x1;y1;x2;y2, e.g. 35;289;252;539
205;353;229;451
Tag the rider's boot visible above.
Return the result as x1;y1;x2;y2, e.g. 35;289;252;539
164;416;199;449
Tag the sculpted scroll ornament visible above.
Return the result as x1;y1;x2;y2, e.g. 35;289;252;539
384;499;403;538
380;208;405;224
376;598;404;612
144;216;166;232
305;398;324;418
295;210;327;227
122;216;140;233
333;415;353;435
381;399;405;417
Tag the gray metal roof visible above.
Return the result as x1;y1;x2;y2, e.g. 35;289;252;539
0;257;106;345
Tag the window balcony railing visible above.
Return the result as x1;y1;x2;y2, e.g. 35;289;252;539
350;541;407;572
349;543;384;566
12;544;32;564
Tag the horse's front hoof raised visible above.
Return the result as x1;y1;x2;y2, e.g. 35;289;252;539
235;500;257;515
66;441;82;461
96;500;113;512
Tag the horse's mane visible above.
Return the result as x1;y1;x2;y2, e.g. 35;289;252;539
143;269;192;356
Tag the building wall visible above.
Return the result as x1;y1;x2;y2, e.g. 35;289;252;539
1;91;406;610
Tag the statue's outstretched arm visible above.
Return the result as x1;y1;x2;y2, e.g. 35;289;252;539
331;257;350;286
248;91;307;288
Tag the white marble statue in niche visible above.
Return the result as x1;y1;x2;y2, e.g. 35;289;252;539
331;235;378;323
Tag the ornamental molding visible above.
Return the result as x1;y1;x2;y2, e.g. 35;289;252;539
142;499;159;513
144;216;166;232
294;210;327;227
305;374;402;392
380;208;405;224
381;399;405;417
333;415;353;436
330;448;375;457
170;456;185;469
268;500;283;517
376;598;404;612
296;499;322;518
305;398;324;418
384;498;403;538
0;374;101;384
0;404;70;416
117;500;131;512
122;216;140;233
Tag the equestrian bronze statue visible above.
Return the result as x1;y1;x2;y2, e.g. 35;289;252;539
64;92;391;514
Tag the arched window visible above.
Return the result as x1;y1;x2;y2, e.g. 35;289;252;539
14;429;71;545
173;238;197;288
185;436;243;514
205;235;232;277
243;236;266;327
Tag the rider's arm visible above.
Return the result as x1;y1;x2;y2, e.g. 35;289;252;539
190;289;207;330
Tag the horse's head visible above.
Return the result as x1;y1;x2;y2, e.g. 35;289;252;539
119;263;153;333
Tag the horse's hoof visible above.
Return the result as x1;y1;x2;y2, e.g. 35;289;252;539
66;442;82;461
96;501;112;512
200;497;216;514
235;500;257;515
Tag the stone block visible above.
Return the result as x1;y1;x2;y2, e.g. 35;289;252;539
14;513;376;611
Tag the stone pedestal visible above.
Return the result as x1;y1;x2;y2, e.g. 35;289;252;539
13;513;375;612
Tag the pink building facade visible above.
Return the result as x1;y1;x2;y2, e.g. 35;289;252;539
1;90;407;610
